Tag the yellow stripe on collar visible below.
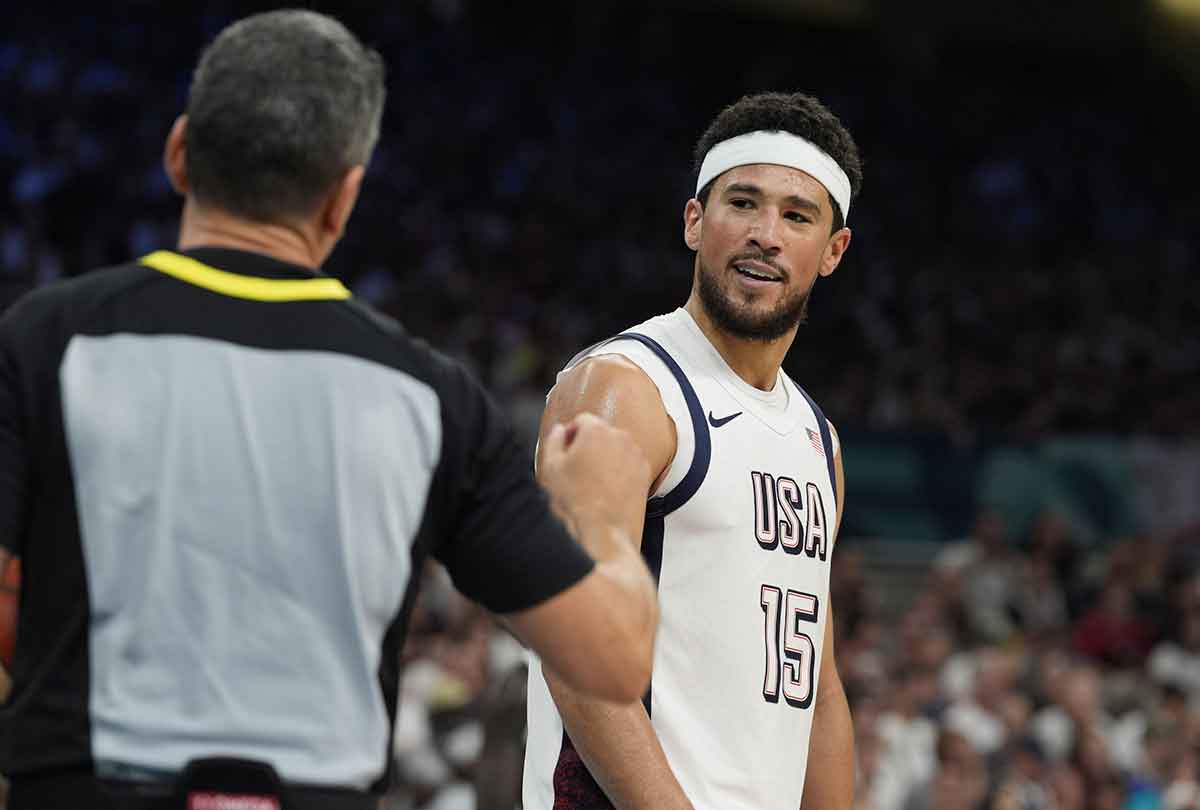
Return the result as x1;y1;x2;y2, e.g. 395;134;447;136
139;250;351;302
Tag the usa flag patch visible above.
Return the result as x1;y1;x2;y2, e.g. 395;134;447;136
806;427;825;457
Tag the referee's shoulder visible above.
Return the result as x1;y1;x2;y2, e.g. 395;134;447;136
0;260;157;334
337;296;481;402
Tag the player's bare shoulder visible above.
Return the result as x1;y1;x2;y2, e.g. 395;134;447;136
542;354;677;490
549;354;661;416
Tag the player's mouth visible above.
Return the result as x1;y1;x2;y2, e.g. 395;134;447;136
732;261;783;283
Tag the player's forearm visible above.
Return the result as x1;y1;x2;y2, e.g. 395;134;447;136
799;673;855;810
547;671;693;810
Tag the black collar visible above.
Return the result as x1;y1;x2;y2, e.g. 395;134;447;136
178;246;331;281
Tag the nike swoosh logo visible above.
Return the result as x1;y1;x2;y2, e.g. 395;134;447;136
708;410;743;428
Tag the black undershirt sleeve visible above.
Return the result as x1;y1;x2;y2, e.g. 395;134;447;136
432;362;594;615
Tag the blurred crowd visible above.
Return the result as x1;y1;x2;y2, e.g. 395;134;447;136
840;514;1200;810
0;4;1197;443
384;566;528;810
1;4;1198;810
380;512;1200;810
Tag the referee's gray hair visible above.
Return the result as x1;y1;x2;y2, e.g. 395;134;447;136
185;9;386;222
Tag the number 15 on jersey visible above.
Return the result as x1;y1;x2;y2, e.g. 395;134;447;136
760;585;819;709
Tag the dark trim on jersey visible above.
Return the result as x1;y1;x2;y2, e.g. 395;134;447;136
640;514;665;586
793;383;837;508
552;731;615;810
608;333;710;519
563;331;712;518
639;515;665;719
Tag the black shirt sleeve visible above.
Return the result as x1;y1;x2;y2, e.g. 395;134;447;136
0;306;29;556
431;361;595;614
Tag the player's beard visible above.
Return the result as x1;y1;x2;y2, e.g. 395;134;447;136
696;255;810;342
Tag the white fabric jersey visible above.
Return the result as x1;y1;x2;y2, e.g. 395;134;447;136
523;308;840;810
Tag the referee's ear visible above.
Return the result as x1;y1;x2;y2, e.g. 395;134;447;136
164;115;190;195
321;165;366;241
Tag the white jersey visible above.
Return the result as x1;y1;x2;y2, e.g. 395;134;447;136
523;308;840;810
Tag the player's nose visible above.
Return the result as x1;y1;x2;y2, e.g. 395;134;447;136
747;209;785;253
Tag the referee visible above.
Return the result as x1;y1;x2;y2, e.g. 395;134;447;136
0;11;658;810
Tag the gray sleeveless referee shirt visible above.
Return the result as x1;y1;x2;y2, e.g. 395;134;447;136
0;247;593;790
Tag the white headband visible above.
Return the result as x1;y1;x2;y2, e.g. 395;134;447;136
696;130;852;224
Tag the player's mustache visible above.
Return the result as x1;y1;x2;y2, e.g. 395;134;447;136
728;249;786;279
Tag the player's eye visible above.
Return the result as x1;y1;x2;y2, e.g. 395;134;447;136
729;198;754;209
784;212;812;224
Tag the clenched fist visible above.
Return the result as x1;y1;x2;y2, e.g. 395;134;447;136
537;412;651;541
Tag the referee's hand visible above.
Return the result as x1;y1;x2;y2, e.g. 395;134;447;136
539;412;651;546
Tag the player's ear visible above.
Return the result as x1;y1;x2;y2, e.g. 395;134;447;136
683;198;704;251
819;228;851;278
322;165;366;240
164;115;190;195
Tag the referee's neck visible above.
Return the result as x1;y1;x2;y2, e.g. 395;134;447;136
175;197;329;270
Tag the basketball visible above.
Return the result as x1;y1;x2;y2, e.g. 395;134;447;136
0;559;19;668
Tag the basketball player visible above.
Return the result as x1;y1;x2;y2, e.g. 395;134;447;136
522;92;862;809
0;11;658;809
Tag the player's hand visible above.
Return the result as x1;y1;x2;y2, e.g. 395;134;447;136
538;412;651;540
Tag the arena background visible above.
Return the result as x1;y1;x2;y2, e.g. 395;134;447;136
1;1;1198;808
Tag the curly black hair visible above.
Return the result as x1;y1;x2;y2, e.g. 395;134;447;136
693;92;862;232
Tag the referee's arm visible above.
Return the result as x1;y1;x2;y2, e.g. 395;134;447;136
432;365;657;704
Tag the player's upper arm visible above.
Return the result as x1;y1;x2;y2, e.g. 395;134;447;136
539;354;677;512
